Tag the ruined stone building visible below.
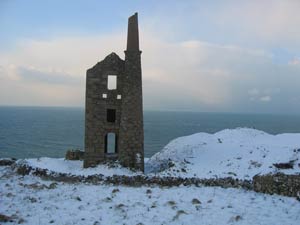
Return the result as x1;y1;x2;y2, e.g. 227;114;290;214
84;13;144;171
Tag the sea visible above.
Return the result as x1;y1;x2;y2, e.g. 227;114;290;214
1;106;300;159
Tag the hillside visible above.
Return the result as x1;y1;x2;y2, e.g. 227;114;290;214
147;128;300;179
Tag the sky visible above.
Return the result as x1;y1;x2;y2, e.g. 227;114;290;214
0;0;300;113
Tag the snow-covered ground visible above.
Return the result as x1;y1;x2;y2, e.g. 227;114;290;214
22;158;139;177
1;128;300;224
1;166;300;225
147;128;300;179
19;128;300;180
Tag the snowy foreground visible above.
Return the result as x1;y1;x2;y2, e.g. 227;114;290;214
1;166;300;225
1;128;300;224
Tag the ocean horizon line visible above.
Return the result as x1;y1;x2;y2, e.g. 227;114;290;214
0;105;299;116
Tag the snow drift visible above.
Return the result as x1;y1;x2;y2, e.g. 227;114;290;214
146;128;300;179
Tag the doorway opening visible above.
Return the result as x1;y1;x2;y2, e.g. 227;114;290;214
105;133;117;154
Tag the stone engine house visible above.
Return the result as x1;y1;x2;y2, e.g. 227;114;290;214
84;13;144;171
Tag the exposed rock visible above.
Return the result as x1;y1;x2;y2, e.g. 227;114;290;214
166;200;176;206
18;218;26;224
227;172;237;176
112;188;120;193
273;161;294;169
19;182;48;190
0;213;19;223
65;150;84;160
191;198;201;204
0;214;12;222
48;182;57;189
250;160;262;168
173;210;188;221
16;165;32;176
253;173;300;197
0;158;16;166
229;215;242;222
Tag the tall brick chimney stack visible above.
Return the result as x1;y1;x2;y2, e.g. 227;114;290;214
126;13;140;51
119;12;144;171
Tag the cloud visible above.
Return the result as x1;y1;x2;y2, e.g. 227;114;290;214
0;25;300;112
0;73;83;107
142;0;300;54
0;32;125;106
1;32;243;109
212;0;300;49
288;57;300;65
248;88;260;96
260;96;271;102
17;66;82;85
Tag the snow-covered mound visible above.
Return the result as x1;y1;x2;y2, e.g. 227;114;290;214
147;128;300;179
21;158;139;177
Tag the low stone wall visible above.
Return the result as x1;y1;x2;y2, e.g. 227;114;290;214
6;162;300;199
253;173;300;198
13;163;253;190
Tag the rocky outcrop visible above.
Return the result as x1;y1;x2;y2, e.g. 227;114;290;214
273;160;296;169
65;150;84;160
0;213;23;224
0;158;16;166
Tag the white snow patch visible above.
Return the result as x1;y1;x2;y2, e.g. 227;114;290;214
147;128;300;179
22;157;139;176
1;168;300;225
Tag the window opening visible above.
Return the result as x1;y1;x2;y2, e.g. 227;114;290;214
107;109;116;122
107;75;117;90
